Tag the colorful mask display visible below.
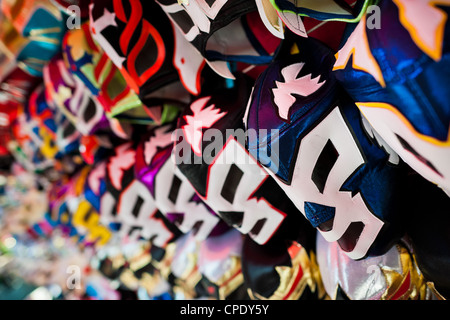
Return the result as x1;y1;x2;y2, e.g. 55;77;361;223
62;21;151;124
245;33;416;260
0;0;449;301
175;74;314;247
89;0;190;125
134;124;227;241
333;0;450;197
89;0;180;98
44;55;112;137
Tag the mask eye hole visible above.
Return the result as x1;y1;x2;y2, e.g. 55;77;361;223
311;139;339;194
168;175;182;204
83;99;97;123
62;121;76;138
131;195;145;218
221;164;244;204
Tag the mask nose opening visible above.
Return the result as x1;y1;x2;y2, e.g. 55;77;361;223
318;217;334;232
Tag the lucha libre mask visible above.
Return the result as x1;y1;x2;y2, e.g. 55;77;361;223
134;123;229;242
9;94;57;177
43;55;112;137
333;0;450;197
43;55;124;164
174;73;320;300
89;0;180;98
67;165;112;248
0;0;66;77
26;84;82;168
174;73;315;247
62;21;151;124
101;141;182;249
89;0;190;123
155;0;281;80
89;0;211;98
245;34;412;260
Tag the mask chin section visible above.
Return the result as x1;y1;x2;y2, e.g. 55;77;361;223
336;221;365;254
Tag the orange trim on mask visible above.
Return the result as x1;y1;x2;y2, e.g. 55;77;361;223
356;101;450;147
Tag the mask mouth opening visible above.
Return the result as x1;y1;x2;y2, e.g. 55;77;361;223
318;218;365;253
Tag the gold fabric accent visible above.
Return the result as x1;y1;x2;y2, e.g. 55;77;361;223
425;282;447;300
380;244;429;300
213;256;244;300
151;242;176;280
249;242;326;300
